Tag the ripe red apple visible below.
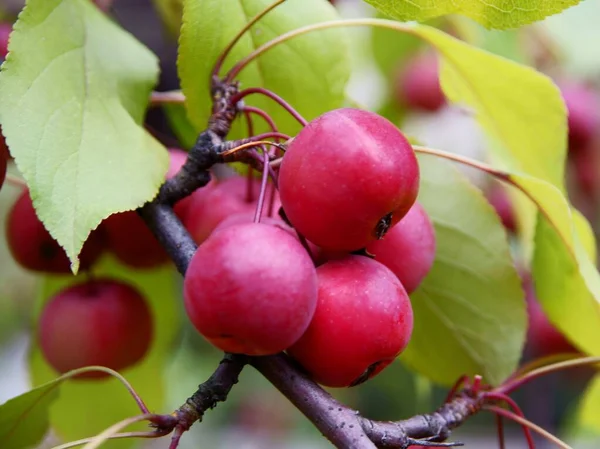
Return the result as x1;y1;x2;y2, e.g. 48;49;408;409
183;175;280;244
278;108;419;251
6;189;105;273
103;210;169;269
366;202;436;294
287;256;414;387
39;278;153;378
557;80;600;150
394;52;446;112
183;222;318;355
522;272;577;356
0;23;11;59
0;134;6;192
486;185;517;233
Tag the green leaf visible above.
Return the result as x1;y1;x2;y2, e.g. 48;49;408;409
573;374;600;437
0;0;168;273
401;155;526;387
29;255;181;449
163;103;197;149
364;0;582;30
0;379;60;449
178;0;351;139
151;0;182;36
405;25;600;357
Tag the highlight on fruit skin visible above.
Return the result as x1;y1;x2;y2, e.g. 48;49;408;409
278;107;420;252
183;221;318;356
287;255;414;388
38;278;154;379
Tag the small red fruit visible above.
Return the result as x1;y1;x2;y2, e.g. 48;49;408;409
279;108;419;251
366;202;436;294
184;222;318;356
183;175;279;244
486;185;517;233
558;80;600;150
103;210;169;269
395;52;446;112
0;23;11;59
6;190;105;273
522;272;577;356
39;278;153;378
288;256;414;387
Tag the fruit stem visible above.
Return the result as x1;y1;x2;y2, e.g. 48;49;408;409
253;148;271;223
484;392;535;449
243;106;281;139
210;0;286;80
50;429;169;449
150;90;186;107
495;414;506;449
5;173;27;188
231;87;308;126
78;413;162;449
248;131;291;142
499;356;600;395
220;140;285;158
484;406;571;449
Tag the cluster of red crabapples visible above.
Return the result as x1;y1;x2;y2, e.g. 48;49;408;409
182;108;436;388
0;147;194;379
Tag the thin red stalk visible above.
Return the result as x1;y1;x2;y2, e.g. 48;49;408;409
484;406;571;449
444;375;469;403
485;392;535;449
211;0;286;79
495;414;506;449
254;148;270;223
168;426;185;449
232;87;308;126
267;181;278;217
248;131;292;142
245;110;256;203
243;106;281;138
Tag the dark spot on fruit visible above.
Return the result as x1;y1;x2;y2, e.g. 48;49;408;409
350;360;386;387
40;240;60;261
219;333;234;339
374;212;393;239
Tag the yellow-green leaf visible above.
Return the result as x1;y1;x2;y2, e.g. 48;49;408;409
364;0;582;30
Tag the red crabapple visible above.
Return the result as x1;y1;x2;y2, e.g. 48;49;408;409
557;80;600;150
366;202;435;294
39;278;153;378
395;52;446;112
287;256;414;387
103;210;169;269
523;272;577;356
183;175;280;244
278;108;419;251
486;185;517;233
183;222;318;356
6;190;105;273
0;23;11;59
166;147;204;221
0;135;6;191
